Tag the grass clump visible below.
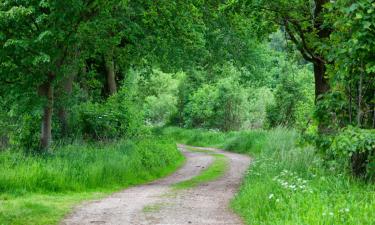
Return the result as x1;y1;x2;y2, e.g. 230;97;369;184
173;147;229;189
163;127;375;225
0;136;184;225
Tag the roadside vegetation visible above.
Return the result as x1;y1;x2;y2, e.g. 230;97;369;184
0;137;184;225
162;127;375;225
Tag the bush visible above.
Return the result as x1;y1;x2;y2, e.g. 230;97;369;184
142;69;181;126
215;77;249;131
183;76;249;131
183;84;219;128
245;87;274;129
72;85;144;140
330;127;375;179
266;75;304;128
10;114;41;153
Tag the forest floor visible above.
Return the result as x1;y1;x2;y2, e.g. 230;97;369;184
61;144;251;225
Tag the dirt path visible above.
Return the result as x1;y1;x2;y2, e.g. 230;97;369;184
62;144;251;225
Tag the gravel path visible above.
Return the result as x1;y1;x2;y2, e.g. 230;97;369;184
61;144;251;225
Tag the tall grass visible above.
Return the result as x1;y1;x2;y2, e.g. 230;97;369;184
0;137;183;193
0;136;184;224
162;127;375;224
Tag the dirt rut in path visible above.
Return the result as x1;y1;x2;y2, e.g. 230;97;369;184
62;145;251;225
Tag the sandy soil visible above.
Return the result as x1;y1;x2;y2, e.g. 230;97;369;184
61;144;251;225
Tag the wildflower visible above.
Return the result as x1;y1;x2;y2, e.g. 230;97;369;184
345;208;350;213
268;194;274;199
329;212;334;216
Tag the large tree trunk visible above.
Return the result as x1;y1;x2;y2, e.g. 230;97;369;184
313;60;330;102
313;59;331;134
105;54;117;95
39;74;54;150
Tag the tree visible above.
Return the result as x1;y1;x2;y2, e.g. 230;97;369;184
238;0;331;101
325;0;375;129
0;0;102;150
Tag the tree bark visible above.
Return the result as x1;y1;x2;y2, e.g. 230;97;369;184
105;54;117;95
39;73;54;150
313;60;330;102
312;0;331;102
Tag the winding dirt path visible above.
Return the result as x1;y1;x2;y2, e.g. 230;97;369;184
61;144;251;225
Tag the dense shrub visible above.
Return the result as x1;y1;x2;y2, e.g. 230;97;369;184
142;69;181;126
266;75;304;128
183;76;249;131
11;114;41;152
183;84;219;128
215;77;249;131
72;86;143;140
330;127;375;179
245;87;274;129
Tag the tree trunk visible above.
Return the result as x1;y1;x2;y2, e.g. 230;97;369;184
313;60;331;134
105;54;117;95
313;60;330;102
57;73;75;137
357;67;363;127
39;74;54;150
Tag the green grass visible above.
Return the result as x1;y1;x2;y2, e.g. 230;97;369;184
173;146;229;189
162;127;375;225
0;136;184;225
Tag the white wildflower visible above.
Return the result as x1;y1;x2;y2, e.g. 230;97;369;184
268;194;274;199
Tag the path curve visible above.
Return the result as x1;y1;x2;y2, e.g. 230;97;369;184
61;144;251;225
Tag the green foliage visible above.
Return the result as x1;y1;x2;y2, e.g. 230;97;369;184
0;136;184;224
245;87;274;129
0;137;183;193
159;127;267;155
142;69;181;126
11;115;41;153
72;86;143;140
215;76;249;131
162;127;375;225
184;84;219;128
182;64;250;131
330;127;375;179
266;75;304;128
0;193;100;225
324;0;375;130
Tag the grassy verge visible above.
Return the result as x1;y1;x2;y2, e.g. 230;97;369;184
0;137;184;225
173;146;229;189
161;127;375;225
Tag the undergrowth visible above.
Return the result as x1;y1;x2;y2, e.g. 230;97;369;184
0;136;184;225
